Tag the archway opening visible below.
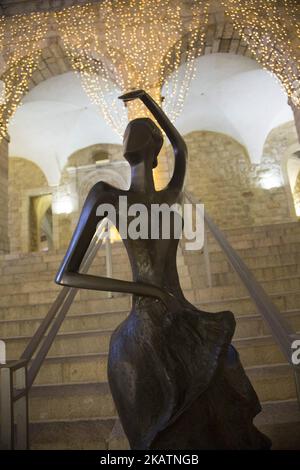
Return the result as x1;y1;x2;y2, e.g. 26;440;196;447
29;193;53;252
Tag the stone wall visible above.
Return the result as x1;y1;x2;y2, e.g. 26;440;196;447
8;157;48;252
0;136;9;253
293;172;300;216
177;122;298;229
7;121;299;254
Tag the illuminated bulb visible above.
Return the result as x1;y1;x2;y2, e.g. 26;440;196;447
260;174;282;190
52;195;75;215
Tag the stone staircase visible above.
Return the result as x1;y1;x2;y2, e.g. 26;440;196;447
0;221;300;449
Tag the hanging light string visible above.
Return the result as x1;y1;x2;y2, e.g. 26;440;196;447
0;0;299;138
163;1;209;121
55;2;126;135
0;12;49;138
222;0;300;107
55;0;208;135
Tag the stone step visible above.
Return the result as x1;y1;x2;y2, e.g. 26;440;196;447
5;329;112;359
2;241;300;285
1;274;300;309
0;287;299;326
234;335;287;367
187;249;300;274
254;399;300;428
1;230;300;284
4;325;298;369
0;255;299;297
1;302;299;341
206;243;300;263
30;417;126;450
246;363;297;402
191;263;300;287
27;363;297;423
234;310;300;338
206;234;300;253
194;254;300;275
29;382;116;422
196;289;300;313
253;398;300;449
24;349;298;403
0;294;132;321
34;352;109;385
206;222;300;242
0;309;129;337
29;399;300;450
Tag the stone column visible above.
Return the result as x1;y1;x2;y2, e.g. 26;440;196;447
288;98;300;143
0;135;10;252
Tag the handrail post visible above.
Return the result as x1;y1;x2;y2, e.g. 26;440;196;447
294;367;300;410
0;360;28;449
0;366;13;449
15;366;29;449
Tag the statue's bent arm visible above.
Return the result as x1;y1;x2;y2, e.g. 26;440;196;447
119;90;187;191
55;182;173;305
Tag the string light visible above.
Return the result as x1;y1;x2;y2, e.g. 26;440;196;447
0;12;49;139
0;0;299;140
221;0;300;107
55;0;208;135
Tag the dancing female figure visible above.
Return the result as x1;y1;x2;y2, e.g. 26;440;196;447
56;90;271;450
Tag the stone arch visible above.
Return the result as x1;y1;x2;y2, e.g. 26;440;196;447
184;128;297;228
162;14;253;83
261;121;299;220
281;141;300;218
78;166;129;207
8;156;49;252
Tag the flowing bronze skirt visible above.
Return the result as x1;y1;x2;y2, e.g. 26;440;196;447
108;298;271;450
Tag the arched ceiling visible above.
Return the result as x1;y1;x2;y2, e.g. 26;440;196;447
167;53;293;163
9;72;122;185
9;53;294;185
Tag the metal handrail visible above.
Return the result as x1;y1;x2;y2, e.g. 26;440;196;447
184;190;300;405
0;217;112;449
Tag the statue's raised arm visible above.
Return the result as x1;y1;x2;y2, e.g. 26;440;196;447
119;89;187;191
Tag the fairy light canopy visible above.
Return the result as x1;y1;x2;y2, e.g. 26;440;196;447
0;0;299;144
9;54;293;186
221;0;300;107
55;0;209;136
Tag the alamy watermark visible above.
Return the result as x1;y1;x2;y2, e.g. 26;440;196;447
96;195;204;251
292;339;300;366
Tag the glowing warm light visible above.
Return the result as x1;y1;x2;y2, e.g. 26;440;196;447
260;174;283;190
221;0;300;107
0;81;5;104
52;194;76;215
0;0;299;140
0;12;49;139
55;0;209;134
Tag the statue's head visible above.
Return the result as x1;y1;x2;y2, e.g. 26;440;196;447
123;118;163;169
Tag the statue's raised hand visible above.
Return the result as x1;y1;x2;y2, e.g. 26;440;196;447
119;89;146;102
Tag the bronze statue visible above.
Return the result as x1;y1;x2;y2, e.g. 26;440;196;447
55;90;271;450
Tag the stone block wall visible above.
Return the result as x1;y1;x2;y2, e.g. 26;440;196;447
8;157;48;253
0;136;9;253
7;121;299;254
178;122;298;228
